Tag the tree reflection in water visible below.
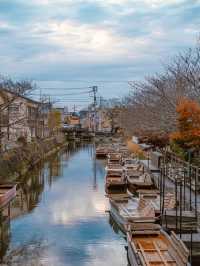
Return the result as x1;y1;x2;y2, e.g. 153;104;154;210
0;142;128;266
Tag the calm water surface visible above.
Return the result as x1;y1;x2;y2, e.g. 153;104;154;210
1;143;128;266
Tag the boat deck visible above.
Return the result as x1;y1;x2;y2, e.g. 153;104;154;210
127;173;153;188
134;234;177;266
128;229;189;266
111;197;155;224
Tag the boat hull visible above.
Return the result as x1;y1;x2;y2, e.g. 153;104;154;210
110;203;128;233
105;183;127;194
0;184;17;208
128;183;154;194
96;152;107;158
127;234;140;266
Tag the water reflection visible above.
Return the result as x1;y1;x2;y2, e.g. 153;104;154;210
0;143;127;266
109;213;125;238
0;216;10;262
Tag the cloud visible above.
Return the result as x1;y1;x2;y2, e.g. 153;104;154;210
0;0;199;105
48;186;108;226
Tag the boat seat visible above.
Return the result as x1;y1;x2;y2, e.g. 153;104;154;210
138;198;147;210
139;205;155;218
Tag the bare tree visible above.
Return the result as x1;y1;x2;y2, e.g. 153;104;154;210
0;76;36;149
118;40;200;150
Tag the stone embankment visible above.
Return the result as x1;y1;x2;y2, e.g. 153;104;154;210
0;133;68;182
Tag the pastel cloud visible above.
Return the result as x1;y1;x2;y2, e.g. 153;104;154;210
0;0;199;105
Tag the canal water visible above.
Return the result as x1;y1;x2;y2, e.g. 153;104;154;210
0;143;128;265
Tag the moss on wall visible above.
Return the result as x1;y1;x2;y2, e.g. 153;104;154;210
0;135;67;182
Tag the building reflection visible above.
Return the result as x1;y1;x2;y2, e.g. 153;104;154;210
0;150;65;260
12;155;64;219
0;142;106;262
48;153;63;186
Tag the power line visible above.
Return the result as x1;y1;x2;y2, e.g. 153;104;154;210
55;100;91;102
30;94;94;98
37;87;92;90
31;90;93;96
36;80;130;83
53;98;92;100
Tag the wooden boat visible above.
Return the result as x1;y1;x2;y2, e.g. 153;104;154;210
127;172;153;189
123;157;137;164
124;163;144;173
127;224;190;266
138;190;176;216
105;170;126;192
105;163;123;172
96;146;113;158
107;153;122;164
118;147;130;157
109;196;155;233
0;184;17;208
96;148;107;158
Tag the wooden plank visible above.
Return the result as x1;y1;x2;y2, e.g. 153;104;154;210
171;232;189;259
121;205;134;217
164;232;188;265
131;223;161;231
153;241;170;266
165;210;196;218
138;242;151;266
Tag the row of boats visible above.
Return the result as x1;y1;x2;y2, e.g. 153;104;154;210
96;143;190;266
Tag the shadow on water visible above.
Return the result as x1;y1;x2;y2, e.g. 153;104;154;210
0;142;128;266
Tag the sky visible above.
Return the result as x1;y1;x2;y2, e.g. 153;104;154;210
0;0;200;109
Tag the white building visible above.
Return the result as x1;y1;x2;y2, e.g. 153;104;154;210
0;89;50;149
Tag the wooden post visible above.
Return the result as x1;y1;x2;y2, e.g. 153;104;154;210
165;210;168;229
183;168;186;211
160;165;163;222
179;178;182;238
190;232;193;265
195;167;198;220
188;153;192;211
161;158;166;222
175;178;178;231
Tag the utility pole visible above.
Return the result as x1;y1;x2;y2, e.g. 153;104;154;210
40;88;42;102
92;86;98;133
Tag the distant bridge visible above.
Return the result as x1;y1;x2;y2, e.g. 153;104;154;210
62;127;112;140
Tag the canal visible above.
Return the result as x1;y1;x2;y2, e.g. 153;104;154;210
1;143;128;265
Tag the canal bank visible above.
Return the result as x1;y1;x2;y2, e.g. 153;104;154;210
0;133;68;183
0;142;128;265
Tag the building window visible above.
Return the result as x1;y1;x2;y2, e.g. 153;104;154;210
27;106;37;119
9;104;20;113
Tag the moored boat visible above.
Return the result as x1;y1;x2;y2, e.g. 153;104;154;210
127;172;153;190
0;184;17;208
127;224;190;266
107;152;122;164
109;196;155;233
138;190;176;216
124;163;144;173
96;146;112;158
105;163;123;172
118;147;130;157
122;158;138;166
105;170;126;193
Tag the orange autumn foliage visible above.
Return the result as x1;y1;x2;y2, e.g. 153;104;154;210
171;98;200;148
127;140;144;156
